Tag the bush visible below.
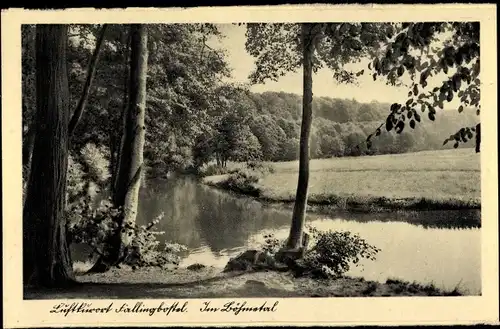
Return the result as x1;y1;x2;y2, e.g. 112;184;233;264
198;163;231;177
67;154;87;203
259;225;381;278
67;198;187;269
261;233;286;255
221;170;261;195
80;143;111;185
303;225;381;277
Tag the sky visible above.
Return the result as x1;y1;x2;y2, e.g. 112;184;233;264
209;24;462;109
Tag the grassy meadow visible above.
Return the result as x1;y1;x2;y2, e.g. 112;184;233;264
203;149;481;211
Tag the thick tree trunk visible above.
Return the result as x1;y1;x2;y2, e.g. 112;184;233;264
90;24;148;272
22;122;36;201
22;123;36;167
286;23;314;251
23;25;76;287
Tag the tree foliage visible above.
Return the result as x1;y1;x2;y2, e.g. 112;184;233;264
365;22;480;150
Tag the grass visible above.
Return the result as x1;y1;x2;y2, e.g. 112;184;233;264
25;265;468;299
203;149;481;212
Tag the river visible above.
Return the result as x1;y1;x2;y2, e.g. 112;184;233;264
76;175;482;295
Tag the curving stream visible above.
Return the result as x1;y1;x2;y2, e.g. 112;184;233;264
74;175;481;295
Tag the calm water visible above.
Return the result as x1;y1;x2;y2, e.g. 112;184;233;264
77;175;482;294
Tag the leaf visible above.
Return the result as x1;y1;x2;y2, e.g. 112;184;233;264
413;84;419;96
374;58;380;71
428;112;435;121
376;128;381;136
395;120;405;134
414;112;421;122
453;142;459;148
408;91;413;97
397;65;405;76
409;119;415;129
390;103;399;112
443;138;449;146
458;105;464;113
385;115;394;131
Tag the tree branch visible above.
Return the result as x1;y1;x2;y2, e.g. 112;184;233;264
69;24;109;136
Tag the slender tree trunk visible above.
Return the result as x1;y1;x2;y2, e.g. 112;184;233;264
90;24;148;272
112;29;131;195
68;24;108;136
286;23;314;251
23;25;76;287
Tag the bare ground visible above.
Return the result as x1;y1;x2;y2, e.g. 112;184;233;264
25;265;462;299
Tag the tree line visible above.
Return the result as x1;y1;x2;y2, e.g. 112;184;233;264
192;90;478;167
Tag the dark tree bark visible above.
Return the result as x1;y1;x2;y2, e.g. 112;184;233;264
68;24;108;136
286;23;315;252
23;25;76;287
22;122;36;167
90;24;148;272
23;24;108;192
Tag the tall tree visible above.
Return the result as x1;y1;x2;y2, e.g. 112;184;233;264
90;24;149;271
245;22;389;253
23;25;76;287
287;23;314;250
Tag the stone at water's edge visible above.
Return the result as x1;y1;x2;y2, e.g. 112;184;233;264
223;250;288;273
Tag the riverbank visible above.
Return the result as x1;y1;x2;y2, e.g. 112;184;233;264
25;265;463;299
202;149;481;213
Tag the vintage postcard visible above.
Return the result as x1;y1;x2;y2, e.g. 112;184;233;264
2;4;499;327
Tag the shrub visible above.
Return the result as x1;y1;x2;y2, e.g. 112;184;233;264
67;154;87;203
123;213;187;267
221;170;261;195
259;225;381;278
261;233;286;255
304;225;381;277
67;198;187;269
198;163;231;177
80;143;111;185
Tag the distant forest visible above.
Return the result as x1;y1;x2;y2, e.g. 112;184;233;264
22;25;477;180
221;91;478;161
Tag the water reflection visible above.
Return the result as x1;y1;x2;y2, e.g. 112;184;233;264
82;175;481;294
313;208;481;230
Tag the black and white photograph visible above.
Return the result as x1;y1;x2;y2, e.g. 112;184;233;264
2;4;498;327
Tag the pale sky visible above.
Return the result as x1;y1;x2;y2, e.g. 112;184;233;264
210;24;462;108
